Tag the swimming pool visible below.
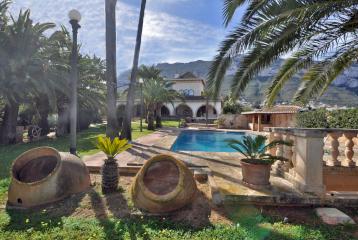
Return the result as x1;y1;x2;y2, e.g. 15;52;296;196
171;130;255;152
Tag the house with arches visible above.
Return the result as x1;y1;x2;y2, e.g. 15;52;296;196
117;72;222;121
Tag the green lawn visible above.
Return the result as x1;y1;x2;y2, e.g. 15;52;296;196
0;119;356;239
0;120;179;180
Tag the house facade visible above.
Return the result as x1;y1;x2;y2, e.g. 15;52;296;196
117;72;222;121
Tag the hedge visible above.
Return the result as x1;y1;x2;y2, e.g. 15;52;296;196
296;108;358;129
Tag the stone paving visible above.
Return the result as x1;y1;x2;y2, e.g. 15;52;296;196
83;127;358;206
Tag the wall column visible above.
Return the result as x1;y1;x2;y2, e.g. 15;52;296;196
257;114;262;132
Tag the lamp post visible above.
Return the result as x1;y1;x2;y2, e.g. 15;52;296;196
139;78;144;132
68;9;81;155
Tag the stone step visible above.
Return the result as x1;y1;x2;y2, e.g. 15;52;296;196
315;208;355;225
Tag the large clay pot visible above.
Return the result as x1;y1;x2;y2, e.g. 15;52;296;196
131;154;197;213
241;159;271;189
8;147;90;208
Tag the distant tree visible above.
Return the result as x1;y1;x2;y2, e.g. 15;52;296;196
208;0;358;106
142;78;181;130
122;0;147;140
222;94;242;114
0;9;55;144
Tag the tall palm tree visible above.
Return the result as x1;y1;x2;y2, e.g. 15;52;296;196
0;10;55;144
208;0;358;106
122;0;147;141
142;78;181;130
105;0;119;139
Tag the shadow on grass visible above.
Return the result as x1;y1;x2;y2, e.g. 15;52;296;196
3;191;87;231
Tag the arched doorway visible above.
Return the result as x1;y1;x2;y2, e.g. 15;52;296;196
161;105;170;117
196;105;218;118
175;104;193;118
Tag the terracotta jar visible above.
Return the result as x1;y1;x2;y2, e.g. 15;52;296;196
8;147;90;208
131;154;197;213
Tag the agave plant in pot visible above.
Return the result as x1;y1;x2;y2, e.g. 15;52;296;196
97;136;132;193
226;135;293;189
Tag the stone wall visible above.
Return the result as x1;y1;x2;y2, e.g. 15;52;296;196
217;114;248;129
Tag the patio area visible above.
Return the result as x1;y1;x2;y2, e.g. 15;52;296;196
83;127;358;207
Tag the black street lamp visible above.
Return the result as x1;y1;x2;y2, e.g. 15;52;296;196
68;9;81;155
139;78;144;132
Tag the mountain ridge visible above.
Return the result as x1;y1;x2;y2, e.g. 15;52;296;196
118;59;358;107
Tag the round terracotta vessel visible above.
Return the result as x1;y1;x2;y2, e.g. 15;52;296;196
131;154;197;213
241;159;271;189
8;147;90;208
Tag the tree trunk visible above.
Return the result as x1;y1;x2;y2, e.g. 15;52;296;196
56;98;70;137
155;104;162;128
0;102;19;144
122;0;147;141
147;104;155;131
36;95;50;136
105;0;119;139
101;158;119;194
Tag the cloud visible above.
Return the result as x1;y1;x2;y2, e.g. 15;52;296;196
9;0;223;71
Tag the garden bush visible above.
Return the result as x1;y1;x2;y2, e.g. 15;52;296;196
296;108;358;129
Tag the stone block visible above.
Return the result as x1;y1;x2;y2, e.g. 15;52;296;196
315;208;355;225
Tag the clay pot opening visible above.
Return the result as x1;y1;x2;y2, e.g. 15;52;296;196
143;160;180;195
12;147;61;184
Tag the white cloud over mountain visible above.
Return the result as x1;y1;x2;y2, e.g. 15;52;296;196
9;0;224;71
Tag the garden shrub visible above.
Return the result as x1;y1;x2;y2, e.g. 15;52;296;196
296;108;358;129
222;96;242;114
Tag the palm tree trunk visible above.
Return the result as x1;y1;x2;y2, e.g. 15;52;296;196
105;0;119;139
122;0;147;141
101;158;119;194
147;104;155;130
0;101;19;144
36;95;50;136
155;104;162;128
56;97;70;137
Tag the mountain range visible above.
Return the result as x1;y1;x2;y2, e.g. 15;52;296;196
118;59;358;107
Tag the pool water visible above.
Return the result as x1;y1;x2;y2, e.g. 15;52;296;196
171;130;254;152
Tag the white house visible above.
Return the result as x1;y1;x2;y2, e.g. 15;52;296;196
117;72;222;121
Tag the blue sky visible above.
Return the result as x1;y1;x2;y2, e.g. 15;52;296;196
9;0;244;72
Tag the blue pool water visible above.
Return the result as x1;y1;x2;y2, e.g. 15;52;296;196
171;130;254;152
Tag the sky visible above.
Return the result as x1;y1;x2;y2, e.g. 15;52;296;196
9;0;245;72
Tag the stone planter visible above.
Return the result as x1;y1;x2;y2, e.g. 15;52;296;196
8;147;90;208
131;154;197;214
241;159;271;189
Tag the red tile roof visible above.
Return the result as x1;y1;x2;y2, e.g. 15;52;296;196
242;105;301;115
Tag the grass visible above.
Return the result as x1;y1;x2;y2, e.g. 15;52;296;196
0;119;356;239
0;198;354;240
0;120;180;179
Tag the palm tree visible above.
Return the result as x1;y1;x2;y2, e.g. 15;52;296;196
142;78;181;130
0;10;55;144
138;65;161;80
0;0;10;25
138;65;162;126
122;0;147;141
208;0;358;106
105;0;119;139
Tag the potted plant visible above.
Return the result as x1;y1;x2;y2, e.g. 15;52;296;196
226;135;293;188
97;136;132;193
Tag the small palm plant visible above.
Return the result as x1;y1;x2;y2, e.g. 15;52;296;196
226;135;293;187
97;136;132;193
226;135;293;165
